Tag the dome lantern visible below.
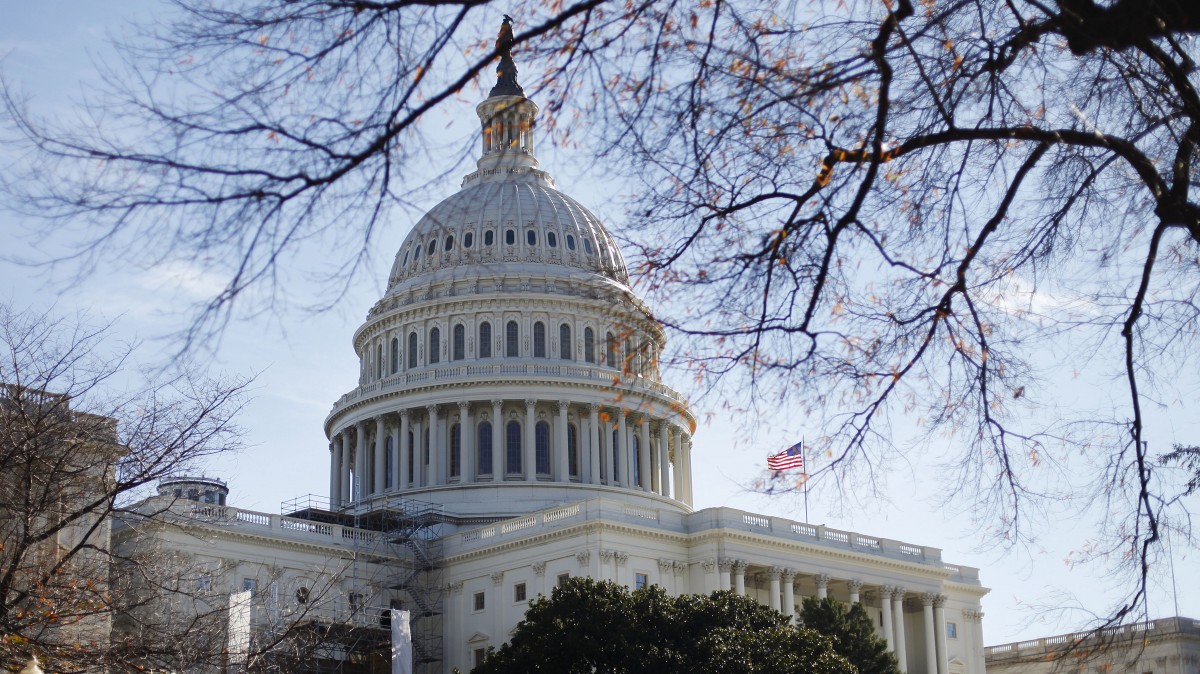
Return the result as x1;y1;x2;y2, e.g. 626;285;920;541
474;16;541;175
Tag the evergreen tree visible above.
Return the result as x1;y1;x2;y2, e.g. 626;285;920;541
801;597;901;674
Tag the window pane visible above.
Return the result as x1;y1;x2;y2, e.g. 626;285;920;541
464;232;474;248
505;229;515;245
479;322;492;358
453;324;466;361
506;421;522;474
430;327;441;364
566;234;576;251
533;322;546;357
560;324;572;360
478;421;493;474
390;338;399;374
606;332;617;367
535;421;550;474
484;230;494;246
408;332;418;368
445;235;454;251
568;424;578;477
526;229;537;246
547;232;557;248
583;238;594;255
584;328;595;363
450;423;461;477
427;239;436;255
506;321;519;357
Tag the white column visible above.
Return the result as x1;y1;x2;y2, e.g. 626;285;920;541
354;421;368;502
880;586;895;652
782;569;796;622
638;417;652;492
972;611;985;674
657;423;670;497
437;405;448;485
491;399;504;475
732;560;746;596
894;587;908;673
461;402;475;483
588;404;601;485
717;559;732;591
426;405;440;486
398;410;409;490
682;434;694;506
671;428;683;501
524;399;537;481
815;573;830;599
339;432;351;505
848;579;863;605
329;441;339;505
933;596;948;674
556;401;570;482
618;412;631;487
767;567;782;611
374;416;386;495
922;593;938;674
603;416;615;484
411;417;423;488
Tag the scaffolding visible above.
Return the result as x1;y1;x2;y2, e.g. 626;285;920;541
281;494;445;673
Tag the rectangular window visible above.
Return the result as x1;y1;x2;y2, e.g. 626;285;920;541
242;577;257;594
474;648;488;668
473;591;486;612
946;622;958;639
513;582;527;603
635;573;648;590
557;573;570;588
197;574;212;592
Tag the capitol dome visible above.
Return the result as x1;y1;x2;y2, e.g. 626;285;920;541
324;41;695;519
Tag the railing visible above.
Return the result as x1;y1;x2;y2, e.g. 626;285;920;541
173;502;382;549
984;618;1200;659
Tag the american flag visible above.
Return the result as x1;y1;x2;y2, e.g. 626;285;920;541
767;442;804;471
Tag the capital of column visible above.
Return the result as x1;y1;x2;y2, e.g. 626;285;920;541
491;398;504;407
717;558;733;572
458;400;469;410
814;572;831;589
399;408;410;419
447;581;464;595
658;559;675;573
672;561;688;575
932;594;946;608
766;566;783;581
557;400;569;411
879;585;896;599
588;402;600;412
614;552;629;566
701;559;716;573
491;571;504;585
426;403;439;417
921;592;939;607
599;549;615;562
532;561;547;577
576;550;591;567
893;586;907;604
781;568;796;582
731;559;748;572
848;578;864;593
524;398;536;409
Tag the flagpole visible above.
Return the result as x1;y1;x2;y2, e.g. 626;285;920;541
802;436;808;523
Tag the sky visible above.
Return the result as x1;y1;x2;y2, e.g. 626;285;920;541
1;2;1196;646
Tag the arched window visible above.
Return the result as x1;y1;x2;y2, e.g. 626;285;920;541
506;420;522;474
385;436;394;488
402;250;409;266
414;245;421;261
453;324;466;361
444;235;455;251
427;239;436;256
464;232;474;248
584;328;595;363
584;238;594;255
559;323;572;360
535;421;550;474
566;234;576;251
606;332;618;368
505;229;515;245
390;337;399;374
429;327;441;364
484;230;495;246
526;229;537;246
408;332;418;368
376;344;383;379
450;423;461;478
547;232;558;248
624;337;634;373
478;421;493;475
506;321;519;357
533;322;546;358
568;423;579;478
479;322;492;358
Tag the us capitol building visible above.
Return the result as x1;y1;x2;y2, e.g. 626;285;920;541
117;29;989;674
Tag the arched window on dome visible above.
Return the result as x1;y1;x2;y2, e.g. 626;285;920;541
408;332;418;369
583;238;594;255
453;324;466;361
445;234;455;251
568;423;579;478
526;229;537;246
566;234;577;251
624;337;634;374
479;322;492;358
560;324;572;360
402;250;409;266
533;322;546;358
390;337;399;375
505;420;522;475
547;232;557;248
505;229;515;245
506;321;519;357
414;245;421;261
427;239;436;256
584;328;595;363
606;332;618;368
535;421;550;475
429;327;441;364
484;230;495;246
450;423;461;479
385;436;394;489
464;232;474;248
477;421;493;476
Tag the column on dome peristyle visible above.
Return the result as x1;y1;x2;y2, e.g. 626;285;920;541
767;567;782;611
491;399;504;478
556;401;569;482
814;573;831;599
354;421;368;502
932;595;948;674
618;411;631;487
893;587;909;673
393;411;405;491
880;586;896;653
603;413;616;485
922;593;939;674
373;416;386;496
460;402;475;483
717;558;732;591
329;440;340;506
410;415;424;488
657;423;671;498
848;579;864;604
398;410;410;490
339;430;351;505
638;417;652;492
524;399;537;482
427;405;442;486
731;560;747;596
683;433;694;506
781;569;796;622
588;405;601;486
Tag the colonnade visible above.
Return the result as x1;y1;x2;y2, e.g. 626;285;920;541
328;399;693;506
717;560;951;674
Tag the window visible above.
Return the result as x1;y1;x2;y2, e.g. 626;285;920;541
453;324;466;360
479;321;492;358
427;239;436;255
946;622;958;639
478;421;493;475
197;574;212;592
414;245;421;260
390;337;399;374
535;421;550;474
568;424;579;477
624;337;634;373
612;429;621;479
385;436;394;488
584;328;595;363
566;234;576;250
513;582;527;603
474;648;488;668
526;229;537;246
444;234;455;251
243;578;258;594
606;332;617;367
402;250;409;265
632;435;641;487
450;423;461;478
635;573;648;590
506;420;522;474
407;430;415;480
560;323;572;360
484;230;494;246
547;231;557;248
296;586;310;604
429;327;441;364
349;592;365;614
408;332;418;368
506;321;519;357
464;232;474;248
533;322;546;357
557;573;570;588
505;229;515;245
473;591;486;612
583;238;594;255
